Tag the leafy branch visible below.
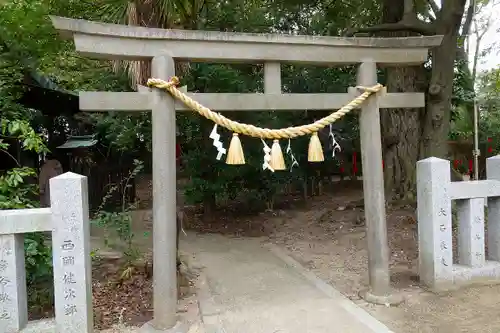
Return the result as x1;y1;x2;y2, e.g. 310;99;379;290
344;0;437;36
1;119;49;154
91;159;146;279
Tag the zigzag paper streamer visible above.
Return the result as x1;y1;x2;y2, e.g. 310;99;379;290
209;124;226;160
286;139;299;172
261;139;274;172
329;124;342;158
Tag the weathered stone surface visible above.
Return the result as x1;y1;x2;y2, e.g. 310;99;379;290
449;180;500;199
457;198;485;267
0;234;28;332
0;174;94;332
417;155;500;291
263;62;281;94
50;16;443;48
487;156;500;261
50;16;442;64
151;56;178;329
0;208;51;234
357;61;392;299
79;91;425;112
50;172;93;333
417;157;453;290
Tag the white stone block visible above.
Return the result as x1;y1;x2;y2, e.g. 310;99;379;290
487;156;500;261
452;261;500;285
0;208;52;234
0;234;28;332
417;157;453;290
50;172;93;333
264;62;281;94
450;181;500;200
457;198;485;267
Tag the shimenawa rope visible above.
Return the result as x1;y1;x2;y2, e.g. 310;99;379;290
146;76;383;140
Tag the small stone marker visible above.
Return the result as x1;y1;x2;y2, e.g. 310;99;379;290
487;156;500;261
0;234;28;332
50;172;93;333
457;198;485;267
417;157;453;290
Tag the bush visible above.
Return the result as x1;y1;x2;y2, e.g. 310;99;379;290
0;119;54;307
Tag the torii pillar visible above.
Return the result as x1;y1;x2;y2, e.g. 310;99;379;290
149;55;178;330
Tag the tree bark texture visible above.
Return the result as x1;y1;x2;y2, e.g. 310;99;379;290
378;0;466;200
420;0;467;159
380;0;427;200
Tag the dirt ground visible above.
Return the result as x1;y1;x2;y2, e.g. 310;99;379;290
28;252;199;331
86;227;202;331
172;180;500;333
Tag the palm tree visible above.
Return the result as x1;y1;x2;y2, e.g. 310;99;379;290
98;0;208;89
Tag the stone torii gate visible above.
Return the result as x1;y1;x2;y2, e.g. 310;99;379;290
51;16;442;332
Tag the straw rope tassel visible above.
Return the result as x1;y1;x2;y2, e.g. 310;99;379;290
226;133;245;165
269;140;286;170
308;132;324;162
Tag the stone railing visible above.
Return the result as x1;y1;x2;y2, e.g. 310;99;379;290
417;156;500;291
0;172;92;333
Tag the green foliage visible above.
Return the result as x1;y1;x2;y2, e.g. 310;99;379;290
0;119;53;307
477;67;500;148
0;119;49;207
0;119;48;154
91;160;145;267
24;233;54;286
88;111;151;153
0;167;38;209
450;64;500;146
0;0;126;310
449;104;472;140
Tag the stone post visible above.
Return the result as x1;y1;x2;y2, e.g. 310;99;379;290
50;172;93;333
0;234;28;332
457;198;485;267
487;155;500;261
151;55;178;330
417;157;453;290
357;61;399;304
264;62;281;94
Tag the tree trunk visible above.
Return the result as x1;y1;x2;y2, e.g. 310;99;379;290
382;66;426;200
378;0;466;200
380;0;427;201
420;0;466;159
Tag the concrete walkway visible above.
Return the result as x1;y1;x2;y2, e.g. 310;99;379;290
182;233;394;333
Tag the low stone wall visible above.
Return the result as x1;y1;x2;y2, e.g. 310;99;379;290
417;156;500;291
0;173;92;333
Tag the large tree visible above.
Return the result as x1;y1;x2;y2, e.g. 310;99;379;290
348;0;469;200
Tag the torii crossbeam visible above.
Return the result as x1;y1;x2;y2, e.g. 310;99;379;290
51;15;443;332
